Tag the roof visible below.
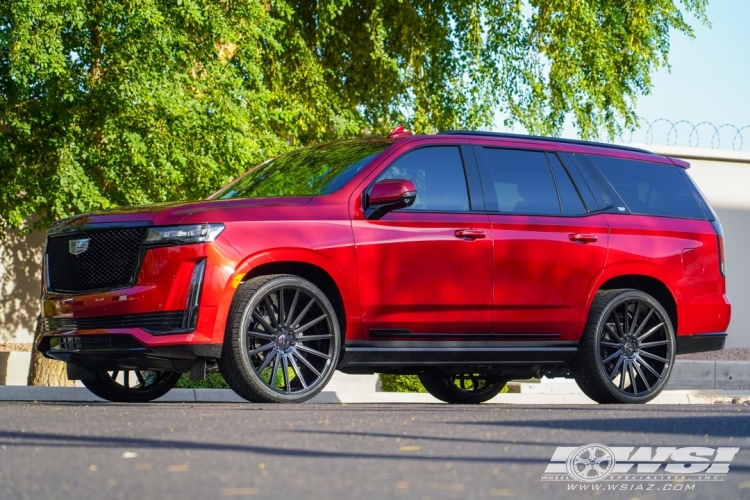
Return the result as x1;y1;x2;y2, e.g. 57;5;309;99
437;130;654;155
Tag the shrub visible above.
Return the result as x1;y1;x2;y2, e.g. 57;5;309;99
379;374;426;393
176;373;230;389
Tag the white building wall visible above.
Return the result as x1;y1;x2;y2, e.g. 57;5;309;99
641;145;750;349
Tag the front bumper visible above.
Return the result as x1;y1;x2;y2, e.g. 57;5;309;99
38;334;222;372
39;232;242;366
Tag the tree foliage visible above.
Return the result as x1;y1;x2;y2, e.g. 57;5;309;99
0;0;707;230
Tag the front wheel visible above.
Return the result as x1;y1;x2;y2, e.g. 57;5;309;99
419;373;507;404
219;274;341;403
572;289;676;404
82;370;180;402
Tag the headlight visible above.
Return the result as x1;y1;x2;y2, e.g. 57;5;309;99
144;224;225;245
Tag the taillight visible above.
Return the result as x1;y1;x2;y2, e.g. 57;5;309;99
711;220;725;277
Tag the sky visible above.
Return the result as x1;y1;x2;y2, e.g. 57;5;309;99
496;1;750;148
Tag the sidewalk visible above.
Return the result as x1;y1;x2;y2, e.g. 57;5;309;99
1;385;749;405
2;361;749;405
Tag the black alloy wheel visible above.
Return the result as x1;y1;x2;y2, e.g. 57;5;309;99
419;373;507;404
573;289;675;404
220;274;340;403
81;369;180;402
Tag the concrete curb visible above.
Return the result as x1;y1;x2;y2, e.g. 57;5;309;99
2;386;750;405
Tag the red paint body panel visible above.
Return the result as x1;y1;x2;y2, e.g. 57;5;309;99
353;211;493;336
489;214;608;340
594;214;730;336
38;134;731;360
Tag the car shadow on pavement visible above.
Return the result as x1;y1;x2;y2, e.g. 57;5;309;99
0;429;554;465
454;414;750;437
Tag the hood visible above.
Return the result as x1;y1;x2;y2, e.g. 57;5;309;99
50;197;314;231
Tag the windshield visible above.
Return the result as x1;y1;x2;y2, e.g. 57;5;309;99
214;139;393;199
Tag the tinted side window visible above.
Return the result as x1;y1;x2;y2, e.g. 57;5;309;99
586;155;706;219
483;148;561;215
378;146;470;212
548;153;586;215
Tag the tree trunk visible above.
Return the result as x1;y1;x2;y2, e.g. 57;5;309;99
27;316;74;386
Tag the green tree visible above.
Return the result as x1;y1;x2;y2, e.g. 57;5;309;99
1;0;707;231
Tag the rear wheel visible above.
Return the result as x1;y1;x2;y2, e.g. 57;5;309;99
219;274;341;403
572;289;675;404
418;373;507;404
82;370;180;402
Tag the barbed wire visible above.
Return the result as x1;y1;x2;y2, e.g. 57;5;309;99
621;118;750;151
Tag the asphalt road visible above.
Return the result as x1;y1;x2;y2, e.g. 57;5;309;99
0;402;749;500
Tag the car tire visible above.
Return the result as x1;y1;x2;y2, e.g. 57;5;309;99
219;274;341;403
418;373;507;404
82;370;180;402
572;289;676;404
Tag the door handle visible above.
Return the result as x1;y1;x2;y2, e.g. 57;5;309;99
569;233;598;243
455;229;486;240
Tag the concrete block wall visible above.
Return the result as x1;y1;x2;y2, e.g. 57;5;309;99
0;351;31;385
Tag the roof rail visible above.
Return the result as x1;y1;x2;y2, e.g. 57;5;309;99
437;130;654;155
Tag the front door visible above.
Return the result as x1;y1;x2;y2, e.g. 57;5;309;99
475;146;609;341
353;145;493;338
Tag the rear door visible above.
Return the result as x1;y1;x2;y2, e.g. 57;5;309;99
352;144;493;338
474;145;609;341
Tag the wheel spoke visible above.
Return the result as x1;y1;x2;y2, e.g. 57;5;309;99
609;356;624;381
613;309;625;338
292;298;316;329
270;352;281;388
282;354;291;394
293;350;322;378
623;302;630;337
601;341;620;348
295;344;331;360
640;340;669;348
602;349;622;364
279;287;286;325
296;314;328;334
256;348;277;374
247;329;275;341
289;354;307;389
249;342;275;357
633;361;652;390
637;322;664;342
628;361;638;394
633;308;655;337
639;350;668;363
264;296;279;329
286;289;300;328
251;311;276;336
629;302;642;335
603;323;622;343
124;370;130;388
635;354;663;379
135;371;146;385
297;333;333;342
619;359;628;390
111;371;119;380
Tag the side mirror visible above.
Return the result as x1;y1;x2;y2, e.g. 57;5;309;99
365;179;417;219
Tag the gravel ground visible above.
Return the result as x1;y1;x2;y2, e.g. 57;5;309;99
677;348;750;361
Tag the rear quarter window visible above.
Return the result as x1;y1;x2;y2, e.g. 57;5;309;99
585;155;706;219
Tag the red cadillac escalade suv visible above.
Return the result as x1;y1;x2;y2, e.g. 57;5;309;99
37;129;731;404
